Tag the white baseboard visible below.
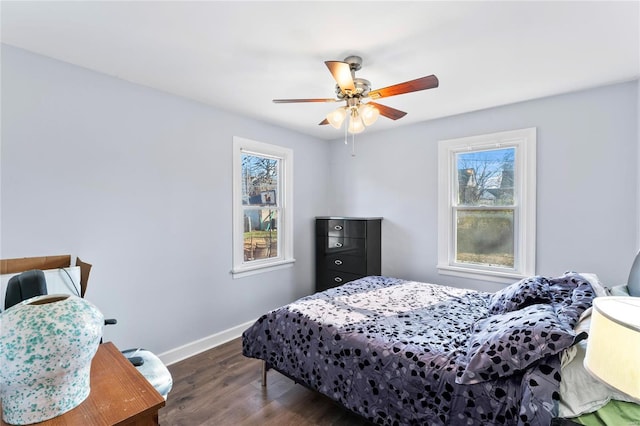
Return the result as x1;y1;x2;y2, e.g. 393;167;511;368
158;319;256;366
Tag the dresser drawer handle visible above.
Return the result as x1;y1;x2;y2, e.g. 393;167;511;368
334;225;343;231
334;277;343;283
335;242;343;248
334;259;343;266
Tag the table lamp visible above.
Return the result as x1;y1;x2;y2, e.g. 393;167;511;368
584;296;640;401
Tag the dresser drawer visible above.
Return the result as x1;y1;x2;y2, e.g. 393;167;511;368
322;254;367;275
317;236;366;256
316;271;364;292
316;219;367;238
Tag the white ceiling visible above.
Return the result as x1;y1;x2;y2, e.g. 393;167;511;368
1;1;639;140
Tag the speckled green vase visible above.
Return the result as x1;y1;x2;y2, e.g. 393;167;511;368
0;294;103;425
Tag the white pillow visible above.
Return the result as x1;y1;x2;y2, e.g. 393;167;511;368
0;267;81;309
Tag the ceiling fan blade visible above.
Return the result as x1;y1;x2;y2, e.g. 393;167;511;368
368;75;439;100
368;102;407;121
325;61;356;94
319;118;329;126
273;98;337;103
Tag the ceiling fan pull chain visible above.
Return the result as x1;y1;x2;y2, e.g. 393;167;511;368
351;133;356;157
344;123;348;145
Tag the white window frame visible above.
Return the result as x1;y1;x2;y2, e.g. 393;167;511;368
232;136;294;278
437;128;536;283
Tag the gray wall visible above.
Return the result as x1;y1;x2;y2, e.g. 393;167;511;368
1;45;329;353
327;80;639;292
2;44;639;356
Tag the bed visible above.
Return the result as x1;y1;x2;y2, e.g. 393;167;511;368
243;272;605;425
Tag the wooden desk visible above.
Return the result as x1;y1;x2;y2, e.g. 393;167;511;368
1;342;165;426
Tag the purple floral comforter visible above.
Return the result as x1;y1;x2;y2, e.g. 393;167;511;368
242;274;594;425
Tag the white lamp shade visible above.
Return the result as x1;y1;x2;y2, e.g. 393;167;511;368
326;107;347;129
347;113;365;134
359;103;380;126
584;296;640;401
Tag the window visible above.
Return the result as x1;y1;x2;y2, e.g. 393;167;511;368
232;137;294;277
437;128;536;283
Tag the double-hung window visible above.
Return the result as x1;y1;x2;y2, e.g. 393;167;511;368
232;136;294;277
437;128;536;283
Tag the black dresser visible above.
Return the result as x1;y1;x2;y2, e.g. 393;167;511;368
315;217;382;292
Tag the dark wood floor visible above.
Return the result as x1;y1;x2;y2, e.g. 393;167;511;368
159;337;371;425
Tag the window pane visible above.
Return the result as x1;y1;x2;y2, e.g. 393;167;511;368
456;209;514;268
456;148;514;206
243;209;278;261
241;153;279;206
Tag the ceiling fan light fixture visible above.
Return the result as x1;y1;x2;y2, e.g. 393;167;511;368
359;103;380;126
348;112;365;134
326;107;347;129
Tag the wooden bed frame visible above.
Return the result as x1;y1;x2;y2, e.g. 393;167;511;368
0;255;92;297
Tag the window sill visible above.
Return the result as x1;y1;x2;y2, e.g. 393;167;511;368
231;258;295;279
437;264;528;285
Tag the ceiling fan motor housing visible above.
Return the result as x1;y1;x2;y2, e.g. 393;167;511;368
336;78;371;100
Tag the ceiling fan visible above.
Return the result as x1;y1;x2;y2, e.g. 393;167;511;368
273;55;439;134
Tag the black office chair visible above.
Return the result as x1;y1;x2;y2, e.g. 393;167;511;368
3;269;172;400
4;269;48;310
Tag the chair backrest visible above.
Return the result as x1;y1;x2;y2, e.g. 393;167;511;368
4;269;48;310
627;251;640;297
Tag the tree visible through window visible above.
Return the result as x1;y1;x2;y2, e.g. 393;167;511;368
241;153;280;262
232;136;294;277
455;148;515;268
438;128;536;282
